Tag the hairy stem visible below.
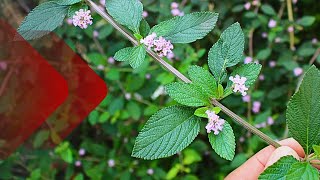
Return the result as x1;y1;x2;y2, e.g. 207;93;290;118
87;0;281;148
286;0;295;51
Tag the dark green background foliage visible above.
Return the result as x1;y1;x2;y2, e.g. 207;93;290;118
1;0;320;179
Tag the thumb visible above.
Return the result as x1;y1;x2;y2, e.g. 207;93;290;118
265;146;300;169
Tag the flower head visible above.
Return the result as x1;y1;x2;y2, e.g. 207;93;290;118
259;74;265;81
171;2;179;9
153;37;174;57
205;110;225;135
108;57;115;64
171;8;181;16
97;65;104;70
293;67;303;76
108;159;115;167
147;168;154;175
93;30;99;38
267;117;274;125
252;101;261;113
242;95;251;102
229;75;248;96
78;148;85;156
261;32;268;38
140;33;157;50
268;19;277;28
269;61;276;67
244;2;251;10
142;11;148;18
287;26;294;33
312;38;318;44
73;9;93;29
75;160;81;167
244;56;253;64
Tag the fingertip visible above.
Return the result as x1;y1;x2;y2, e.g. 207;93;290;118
265;146;299;169
278;138;305;158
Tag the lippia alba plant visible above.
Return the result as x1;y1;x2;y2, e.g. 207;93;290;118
260;66;320;179
18;0;320;178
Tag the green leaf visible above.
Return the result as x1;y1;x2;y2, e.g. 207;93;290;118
67;3;88;19
150;12;218;43
313;145;320;156
33;130;50;148
208;121;235;160
286;162;319;180
287;65;320;154
217;84;224;98
139;19;150;37
225;63;262;96
261;4;276;16
106;0;143;33
208;23;245;82
18;2;69;40
114;46;146;69
132;106;201;160
183;149;202;165
165;82;211;107
297;16;316;27
259;156;299;180
194;107;221;118
188;65;217;98
55;0;81;5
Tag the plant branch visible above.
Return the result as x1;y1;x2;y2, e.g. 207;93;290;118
87;0;281;148
286;0;295;51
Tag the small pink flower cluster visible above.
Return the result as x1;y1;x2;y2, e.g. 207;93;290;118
293;67;303;76
73;9;93;29
171;2;184;16
252;101;261;113
140;33;174;57
244;1;259;10
205;110;225;135
268;19;277;28
229;75;248;96
255;116;274;128
244;56;253;64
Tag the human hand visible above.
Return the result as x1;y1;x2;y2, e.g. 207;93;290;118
225;138;305;180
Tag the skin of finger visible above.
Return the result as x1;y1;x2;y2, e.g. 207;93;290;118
265;146;300;168
225;138;305;180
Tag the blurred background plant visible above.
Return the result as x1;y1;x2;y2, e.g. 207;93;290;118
0;0;319;179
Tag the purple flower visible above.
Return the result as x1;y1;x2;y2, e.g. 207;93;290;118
252;0;259;6
75;160;81;167
99;0;105;6
171;2;179;9
78;148;86;156
108;57;115;64
73;9;93;29
261;32;268;38
0;62;7;71
267;117;274;125
292;0;298;4
252;101;261;113
293;67;303;77
147;168;154;175
142;11;148;18
166;52;175;60
244;2;251;10
93;30;99;38
239;136;245;142
145;73;151;79
269;61;276;67
259;74;265;81
287;26;294;33
140;33;157;50
205;110;225;135
229;75;248;96
108;159;115;167
125;93;131;100
312;38;318;44
171;9;181;16
242;95;251;103
153;37;174;57
66;18;73;25
244;56;253;64
97;65;104;70
268;19;277;28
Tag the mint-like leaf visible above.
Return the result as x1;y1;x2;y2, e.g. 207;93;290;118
259;156;298;180
150;12;218;43
208;22;245;83
106;0;143;33
55;0;81;5
166;82;211;107
286;162;319;179
139;19;150;37
287;65;320;154
114;46;146;69
188;65;217;98
208;121;235;160
18;2;69;40
132;106;200;160
225;63;262;97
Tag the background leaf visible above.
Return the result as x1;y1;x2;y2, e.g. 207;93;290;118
208;121;235;161
150;12;218;43
208;23;245;83
132;106;200;160
166;82;211;107
287;66;320;154
17;2;69;40
106;0;143;33
286;162;319;180
55;0;81;5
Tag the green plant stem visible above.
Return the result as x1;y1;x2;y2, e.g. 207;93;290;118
87;0;281;148
286;0;295;51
